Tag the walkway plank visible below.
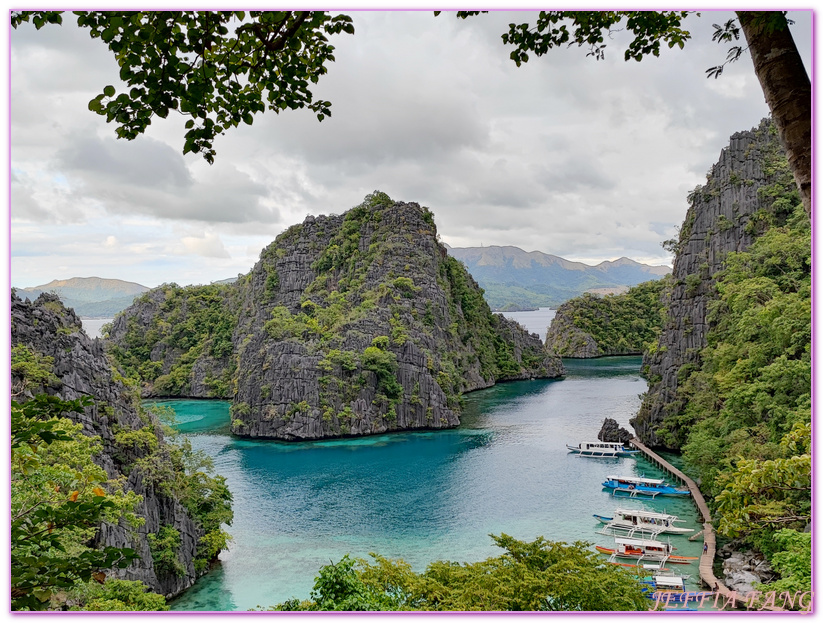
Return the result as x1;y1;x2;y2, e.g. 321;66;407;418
627;438;782;611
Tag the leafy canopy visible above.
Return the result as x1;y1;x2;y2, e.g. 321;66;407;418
271;534;649;611
440;11;693;64
11;395;142;610
11;11;354;163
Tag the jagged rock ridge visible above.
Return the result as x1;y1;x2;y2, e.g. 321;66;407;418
107;193;564;441
11;293;211;599
631;118;785;448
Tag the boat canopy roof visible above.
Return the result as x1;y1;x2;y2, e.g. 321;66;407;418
615;537;671;548
580;441;624;447
606;475;665;485
614;508;679;521
654;576;685;588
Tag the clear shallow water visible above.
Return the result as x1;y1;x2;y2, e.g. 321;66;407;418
159;356;706;611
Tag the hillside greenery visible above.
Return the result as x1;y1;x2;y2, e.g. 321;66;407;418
255;192;545;420
11;395;146;610
657;154;810;596
11;342;232;610
105;283;238;397
547;279;667;356
268;534;649;611
107;193;550;435
446;247;669;311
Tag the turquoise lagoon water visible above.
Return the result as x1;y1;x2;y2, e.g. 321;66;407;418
160;356;706;611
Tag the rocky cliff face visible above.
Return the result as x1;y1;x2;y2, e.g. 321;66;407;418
11;292;211;599
631;118;785;448
107;193;564;440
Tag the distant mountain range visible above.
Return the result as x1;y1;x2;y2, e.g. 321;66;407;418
445;245;671;310
12;249;669;317
14;277;150;318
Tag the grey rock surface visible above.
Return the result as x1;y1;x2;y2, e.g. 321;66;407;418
107;197;564;441
11;292;208;599
598;418;633;444
631;119;785;448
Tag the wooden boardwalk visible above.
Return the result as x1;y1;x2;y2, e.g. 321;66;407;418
628;438;787;611
628;438;736;605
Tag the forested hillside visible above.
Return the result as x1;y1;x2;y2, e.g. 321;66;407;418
446;246;669;310
543;279;667;358
11;293;233;610
15;277;150;317
677;199;809;586
634;120;811;599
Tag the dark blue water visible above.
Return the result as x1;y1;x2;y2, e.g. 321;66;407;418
161;356;705;611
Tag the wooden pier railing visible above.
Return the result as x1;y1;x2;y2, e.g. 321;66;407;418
628;438;732;602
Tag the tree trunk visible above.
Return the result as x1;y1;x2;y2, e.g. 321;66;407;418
737;11;812;218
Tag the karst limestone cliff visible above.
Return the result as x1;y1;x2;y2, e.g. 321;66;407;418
107;193;564;440
11;292;228;599
543;280;666;358
631;118;788;447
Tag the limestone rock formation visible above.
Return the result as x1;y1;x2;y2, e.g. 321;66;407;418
11;292;213;599
544;310;601;357
719;547;776;594
544;280;666;358
107;193;564;440
597;418;633;444
631;119;785;448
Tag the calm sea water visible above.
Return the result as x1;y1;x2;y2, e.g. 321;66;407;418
501;308;556;342
159;356;706;611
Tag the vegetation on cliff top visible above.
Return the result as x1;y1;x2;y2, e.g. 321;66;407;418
546;279;667;357
105;283;238;398
107;192;556;439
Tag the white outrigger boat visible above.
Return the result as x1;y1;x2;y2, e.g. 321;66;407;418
595;536;698;565
593;508;694;537
566;441;638;457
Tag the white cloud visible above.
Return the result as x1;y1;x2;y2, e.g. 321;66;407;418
9;9;813;287
179;233;231;259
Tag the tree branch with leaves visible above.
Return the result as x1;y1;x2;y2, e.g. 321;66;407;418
11;10;354;164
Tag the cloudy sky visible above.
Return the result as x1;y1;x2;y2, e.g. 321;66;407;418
8;9;813;289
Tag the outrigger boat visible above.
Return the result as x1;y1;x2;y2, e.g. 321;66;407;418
594;508;694;537
566;441;639;457
595;537;698;565
602;475;691;498
645;575;688;593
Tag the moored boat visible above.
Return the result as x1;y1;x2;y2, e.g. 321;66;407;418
595;537;698;564
594;508;694;536
566;441;638;457
649;575;688;593
602;475;691;497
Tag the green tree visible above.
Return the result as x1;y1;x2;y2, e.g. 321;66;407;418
11;395;142;610
442;10;811;217
713;422;811;541
11;11;353;163
69;579;169;611
271;534;649;611
765;529;811;598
